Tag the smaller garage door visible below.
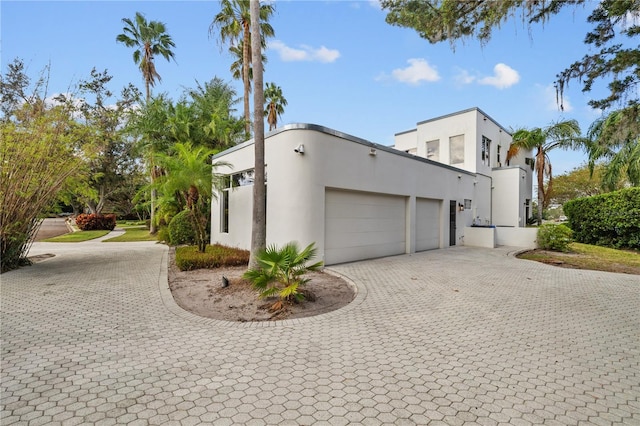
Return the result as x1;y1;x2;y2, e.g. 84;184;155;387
416;198;440;251
325;189;406;265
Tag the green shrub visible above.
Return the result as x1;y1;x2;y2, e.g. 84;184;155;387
564;187;640;249
537;223;573;252
168;210;196;246
175;244;250;271
243;242;323;307
75;213;116;231
156;226;171;244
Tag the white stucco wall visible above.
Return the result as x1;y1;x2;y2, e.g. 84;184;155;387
393;129;417;153
211;124;484;264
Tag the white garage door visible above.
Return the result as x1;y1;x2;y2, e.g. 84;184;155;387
416;198;440;251
325;189;406;265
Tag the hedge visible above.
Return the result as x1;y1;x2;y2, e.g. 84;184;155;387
563;187;640;249
75;213;116;231
175;244;250;271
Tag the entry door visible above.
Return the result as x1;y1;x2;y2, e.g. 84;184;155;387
449;200;457;246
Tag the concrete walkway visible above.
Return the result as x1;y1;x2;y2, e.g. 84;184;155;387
1;236;638;425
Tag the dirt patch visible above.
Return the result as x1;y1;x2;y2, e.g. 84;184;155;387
167;248;356;322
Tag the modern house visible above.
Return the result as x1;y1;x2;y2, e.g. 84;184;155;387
210;107;534;266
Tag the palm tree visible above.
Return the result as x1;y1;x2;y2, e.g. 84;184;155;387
117;12;175;233
264;82;287;131
126;94;173;233
186;78;245;151
507;119;583;225
586;108;640;190
249;0;266;269
155;142;229;252
116;12;175;101
210;0;274;138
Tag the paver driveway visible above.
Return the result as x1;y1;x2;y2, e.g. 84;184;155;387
1;236;639;425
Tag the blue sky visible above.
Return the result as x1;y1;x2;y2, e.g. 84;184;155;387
1;1;613;174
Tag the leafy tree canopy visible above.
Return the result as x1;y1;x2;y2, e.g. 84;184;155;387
381;0;640;126
549;163;620;204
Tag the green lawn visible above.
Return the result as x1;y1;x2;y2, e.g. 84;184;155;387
518;242;640;275
43;230;110;242
116;220;147;229
103;228;156;242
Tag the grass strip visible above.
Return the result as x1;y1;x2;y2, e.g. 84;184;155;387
43;230;110;242
103;228;157;242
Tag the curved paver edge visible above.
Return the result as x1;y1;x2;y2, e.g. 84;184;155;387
157;254;367;328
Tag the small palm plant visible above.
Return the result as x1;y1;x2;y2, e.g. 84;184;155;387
243;242;323;310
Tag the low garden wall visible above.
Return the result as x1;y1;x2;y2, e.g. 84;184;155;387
464;226;537;248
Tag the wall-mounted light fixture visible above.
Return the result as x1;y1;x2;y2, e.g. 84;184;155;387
457;174;462;179
458;203;465;212
473;180;478;185
294;144;305;155
369;148;377;156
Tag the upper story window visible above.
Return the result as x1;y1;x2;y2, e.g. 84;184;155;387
497;145;502;166
481;136;491;167
449;135;464;165
426;139;439;161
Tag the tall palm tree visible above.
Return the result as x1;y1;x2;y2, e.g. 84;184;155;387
117;12;175;233
249;0;266;270
116;12;176;101
264;82;287;131
229;41;268;93
507;119;583;225
586;108;640;190
210;0;274;138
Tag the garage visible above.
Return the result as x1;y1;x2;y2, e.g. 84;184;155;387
416;198;441;251
324;189;406;265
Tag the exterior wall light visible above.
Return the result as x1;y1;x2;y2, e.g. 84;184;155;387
369;148;377;156
294;144;305;154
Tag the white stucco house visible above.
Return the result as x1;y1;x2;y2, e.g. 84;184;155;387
211;107;534;266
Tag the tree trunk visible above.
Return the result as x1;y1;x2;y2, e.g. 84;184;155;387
150;186;157;234
242;20;251;138
248;0;266;270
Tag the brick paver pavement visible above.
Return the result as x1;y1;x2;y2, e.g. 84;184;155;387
1;235;639;425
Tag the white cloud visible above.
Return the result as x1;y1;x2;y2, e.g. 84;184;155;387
478;63;520;89
453;68;475;86
390;58;440;85
269;40;340;63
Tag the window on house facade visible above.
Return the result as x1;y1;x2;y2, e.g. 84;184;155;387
449;135;464;165
481;136;491;166
426;140;439;161
525;157;535;170
220;168;267;234
221;190;229;233
497;145;502;166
